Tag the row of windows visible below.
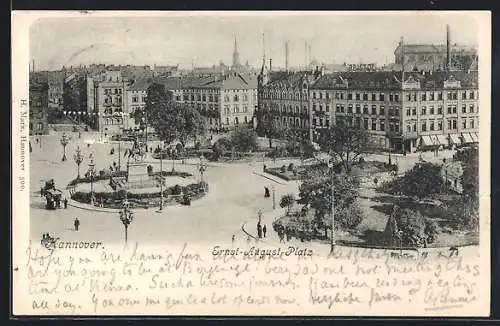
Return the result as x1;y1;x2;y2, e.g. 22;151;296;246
103;118;123;125
223;105;249;114
261;91;308;101
405;118;477;132
183;94;220;102
314;103;402;117
224;116;250;124
405;104;477;116
131;96;147;103
309;90;477;101
312;117;402;133
103;108;123;115
104;88;123;95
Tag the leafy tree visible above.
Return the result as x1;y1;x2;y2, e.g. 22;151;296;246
230;126;258;154
144;83;207;147
317;123;369;173
297;170;363;236
379;162;443;199
257;112;283;148
453;146;479;199
446;196;479;232
212;137;232;160
280;193;295;215
384;207;438;248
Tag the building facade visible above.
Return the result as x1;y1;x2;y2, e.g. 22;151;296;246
310;70;479;152
29;79;49;135
47;71;65;109
93;71;128;133
257;68;320;139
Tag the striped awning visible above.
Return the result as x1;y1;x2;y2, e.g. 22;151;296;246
449;133;461;145
471;132;479;142
461;132;474;144
420;135;435;147
436;134;448;146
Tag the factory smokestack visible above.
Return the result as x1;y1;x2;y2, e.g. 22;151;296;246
446;24;451;70
269;58;272;72
285;41;289;72
305;41;308;69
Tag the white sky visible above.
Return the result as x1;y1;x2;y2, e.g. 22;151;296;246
29;12;479;71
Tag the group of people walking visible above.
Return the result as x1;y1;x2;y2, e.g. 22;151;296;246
257;221;267;239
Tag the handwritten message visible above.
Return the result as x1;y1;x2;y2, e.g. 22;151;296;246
15;242;485;316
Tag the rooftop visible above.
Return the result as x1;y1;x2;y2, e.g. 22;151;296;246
395;43;477;54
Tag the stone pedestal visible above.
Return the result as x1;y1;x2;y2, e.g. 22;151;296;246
127;162;149;183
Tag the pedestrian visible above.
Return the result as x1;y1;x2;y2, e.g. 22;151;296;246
257;223;262;239
247;235;251;244
63;198;68;209
36;138;39;144
263;225;267;238
74;218;80;231
232;235;235;244
264;187;270;198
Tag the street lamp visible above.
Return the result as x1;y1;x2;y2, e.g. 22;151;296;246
119;195;134;245
258;208;263;224
88;154;96;205
199;155;207;191
157;142;165;212
73;146;84;179
272;186;276;210
60;132;69;161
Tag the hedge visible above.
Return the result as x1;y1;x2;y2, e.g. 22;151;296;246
68;170;127;186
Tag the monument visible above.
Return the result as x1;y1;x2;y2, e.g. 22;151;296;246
110;136;157;190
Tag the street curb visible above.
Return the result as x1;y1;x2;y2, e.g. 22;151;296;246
252;172;286;185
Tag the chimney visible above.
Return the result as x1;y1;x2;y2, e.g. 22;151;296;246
285;41;289;72
269;58;272;72
446;24;451;70
32;59;35;72
305;41;308;69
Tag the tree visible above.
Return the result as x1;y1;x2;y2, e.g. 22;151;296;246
317;123;369;173
384;207;438;248
379;162;443;199
297;169;363;237
454;146;479;199
144;83;207;147
256;111;282;148
230;126;258;154
280;194;295;215
212;137;232;160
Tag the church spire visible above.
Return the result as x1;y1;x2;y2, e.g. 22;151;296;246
232;35;240;68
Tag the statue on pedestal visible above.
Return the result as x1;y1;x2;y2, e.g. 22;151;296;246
125;135;146;162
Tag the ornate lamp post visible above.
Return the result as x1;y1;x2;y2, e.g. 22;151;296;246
258;208;263;224
60;132;69;161
272;186;276;210
199;155;207;191
119;195;134;245
73;146;84;179
88;154;96;205
157;142;165;212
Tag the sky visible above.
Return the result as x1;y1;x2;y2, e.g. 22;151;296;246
29;12;480;71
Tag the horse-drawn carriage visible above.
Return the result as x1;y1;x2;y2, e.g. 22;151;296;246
45;188;63;210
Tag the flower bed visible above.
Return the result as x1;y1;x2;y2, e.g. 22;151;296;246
70;181;208;209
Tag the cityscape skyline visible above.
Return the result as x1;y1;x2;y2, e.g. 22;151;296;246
30;12;479;71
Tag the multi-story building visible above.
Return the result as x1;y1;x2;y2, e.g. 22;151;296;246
257;69;321;139
63;72;89;123
47;71;65;109
183;72;258;128
125;79;149;131
92;70;127;133
309;70;479;153
29;78;49;135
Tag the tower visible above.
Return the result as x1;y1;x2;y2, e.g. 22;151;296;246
232;36;241;68
285;41;289;72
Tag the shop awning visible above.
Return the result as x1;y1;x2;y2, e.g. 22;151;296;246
436;134;448;146
471;132;479;143
449;133;461;145
461;132;474;144
420;135;435;147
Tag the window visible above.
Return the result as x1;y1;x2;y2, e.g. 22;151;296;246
469;104;474;113
234;105;239;113
421;93;427;101
243;94;248;101
447;106;452;114
395;123;400;132
413;124;417;132
312;104;316;111
372;105;377;115
447;120;452;130
421;121;427;131
340;93;344;100
470;119;475;129
406;125;411;133
326;93;330;100
356;105;361;114
335;93;340;99
469;91;475;100
406;108;411;116
363;105;368;115
389;94;394;102
394;94;399;101
438;92;443;100
430;107;435;115
380;93;385;101
319;92;323;99
313;92;316;99
462;105;466;113
356;117;361;127
406;93;411;101
202;95;206;101
453;92;458;100
430;93;435;101
438;120;443;130
364;118;369;130
348;104;353;114
197;95;201;101
453;120;457;129
421;107;426;116
363;93;368;101
372;120;377;130
430;121;435;131
462;92;467;100
380;106;385;115
372;93;377;101
452;106;457;114
356;93;360;101
234;94;239;101
348;93;353;100
395;107;400;116
438;107;443;114
447;92;452;100
336;105;341;113
412;108;417;116
243;105;248;113
380;120;385;131
462;119;467;129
